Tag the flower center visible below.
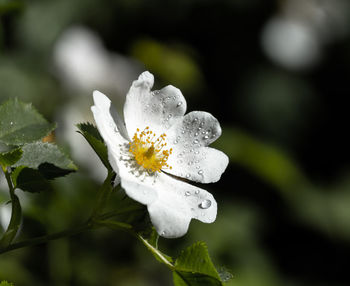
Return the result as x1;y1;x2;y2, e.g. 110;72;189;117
129;127;172;173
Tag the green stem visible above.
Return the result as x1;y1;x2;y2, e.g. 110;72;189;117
4;168;15;199
137;235;174;269
0;221;91;255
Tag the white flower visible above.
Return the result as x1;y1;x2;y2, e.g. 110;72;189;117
91;71;228;238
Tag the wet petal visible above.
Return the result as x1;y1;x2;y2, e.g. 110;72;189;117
165;111;228;183
123;72;187;138
146;173;217;238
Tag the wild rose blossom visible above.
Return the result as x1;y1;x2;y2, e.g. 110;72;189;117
91;71;228;238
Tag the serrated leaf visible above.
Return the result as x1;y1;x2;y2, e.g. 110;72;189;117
13;142;77;179
173;242;223;286
11;167;51;193
0;98;56;145
77;122;111;170
0;194;21;248
0;148;22;170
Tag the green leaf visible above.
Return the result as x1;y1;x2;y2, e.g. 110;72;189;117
0;148;22;170
77;122;111;170
90;171;115;217
13;142;77;179
11;167;51;193
0;194;21;248
173;242;223;286
0;98;56;145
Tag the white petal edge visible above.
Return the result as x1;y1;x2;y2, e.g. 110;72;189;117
123;71;187;138
91;90;129;173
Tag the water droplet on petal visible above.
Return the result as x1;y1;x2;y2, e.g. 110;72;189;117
185;191;191;196
114;127;119;133
193;139;199;144
200;122;205;127
195;190;200;194
161;231;166;236
167;114;172;119
194;150;200;155
188;161;194;166
194;132;199;136
204;135;209;139
176;102;183;107
198;170;204;175
194;118;198;122
10;121;13;126
174;140;178;144
199;199;211;209
186;173;191;179
181;130;185;134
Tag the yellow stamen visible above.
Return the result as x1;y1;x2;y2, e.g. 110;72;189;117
129;127;173;173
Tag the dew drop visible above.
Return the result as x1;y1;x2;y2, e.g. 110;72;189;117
194;132;199;136
196;165;200;169
193;139;199;144
176;102;183;107
199;199;211;209
198;170;204;175
114;127;119;133
194;150;200;155
200;122;205;127
188;161;194;166
173;140;178;144
10;121;13;126
202;130;206;134
195;190;200;194
186;173;191;179
185;191;191;196
204;135;209;139
181;130;185;134
194;118;198;122
167;114;173;119
161;231;166;236
177;136;181;140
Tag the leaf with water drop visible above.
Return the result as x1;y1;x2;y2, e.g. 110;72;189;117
0;98;55;146
173;241;223;286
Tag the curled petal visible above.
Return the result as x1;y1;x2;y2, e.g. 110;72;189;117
124;71;187;138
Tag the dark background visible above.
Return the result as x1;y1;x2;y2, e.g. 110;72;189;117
1;0;350;285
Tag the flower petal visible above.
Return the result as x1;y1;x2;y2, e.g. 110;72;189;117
91;90;129;172
143;173;217;238
165;111;228;183
123;71;187;138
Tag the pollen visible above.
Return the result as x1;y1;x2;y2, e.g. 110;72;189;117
129;126;173;173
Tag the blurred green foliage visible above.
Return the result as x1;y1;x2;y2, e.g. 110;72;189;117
1;0;350;285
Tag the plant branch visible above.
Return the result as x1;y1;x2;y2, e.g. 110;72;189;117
0;221;91;255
